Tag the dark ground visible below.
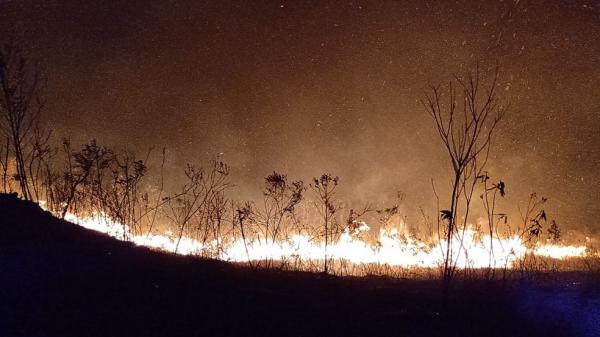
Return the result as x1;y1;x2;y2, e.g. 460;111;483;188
1;195;598;337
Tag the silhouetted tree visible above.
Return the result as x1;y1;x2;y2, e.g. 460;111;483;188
0;41;42;200
422;66;507;294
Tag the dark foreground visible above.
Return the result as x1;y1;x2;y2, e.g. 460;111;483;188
1;196;599;337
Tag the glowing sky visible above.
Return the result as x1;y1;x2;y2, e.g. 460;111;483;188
1;0;599;236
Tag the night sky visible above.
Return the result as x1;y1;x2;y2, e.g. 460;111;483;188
1;0;599;237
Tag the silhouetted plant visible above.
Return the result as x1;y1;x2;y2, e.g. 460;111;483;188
86;149;146;238
163;160;231;254
53;139;114;218
310;173;340;273
375;192;403;226
1;136;9;193
252;171;305;266
548;220;561;241
57;139;114;219
346;206;373;235
510;193;562;274
478;172;508;277
141;147;166;241
0;41;43;200
27;124;53;202
422;65;507;296
235;201;254;266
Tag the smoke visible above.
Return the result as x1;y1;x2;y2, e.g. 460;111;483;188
1;0;598;236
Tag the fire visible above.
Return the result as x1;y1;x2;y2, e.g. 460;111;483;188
50;205;590;274
533;244;587;260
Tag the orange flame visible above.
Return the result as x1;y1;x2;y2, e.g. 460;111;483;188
51;205;590;273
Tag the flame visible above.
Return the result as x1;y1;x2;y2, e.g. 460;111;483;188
49;205;589;272
533;244;587;260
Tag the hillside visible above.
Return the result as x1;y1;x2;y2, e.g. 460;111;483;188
0;194;597;337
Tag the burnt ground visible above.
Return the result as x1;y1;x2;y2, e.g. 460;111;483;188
0;195;599;337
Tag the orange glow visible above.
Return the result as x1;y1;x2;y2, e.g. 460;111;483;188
47;203;590;274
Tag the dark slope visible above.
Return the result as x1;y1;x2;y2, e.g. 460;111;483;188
0;195;594;337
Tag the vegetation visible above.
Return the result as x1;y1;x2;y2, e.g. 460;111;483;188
422;66;507;294
0;41;590;284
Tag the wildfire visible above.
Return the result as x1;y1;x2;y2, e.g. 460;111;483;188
533;244;587;260
51;205;590;273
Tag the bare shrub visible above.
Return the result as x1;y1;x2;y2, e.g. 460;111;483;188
0;41;43;200
422;66;507;294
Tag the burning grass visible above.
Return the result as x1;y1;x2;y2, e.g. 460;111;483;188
54;202;596;279
2;194;599;337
